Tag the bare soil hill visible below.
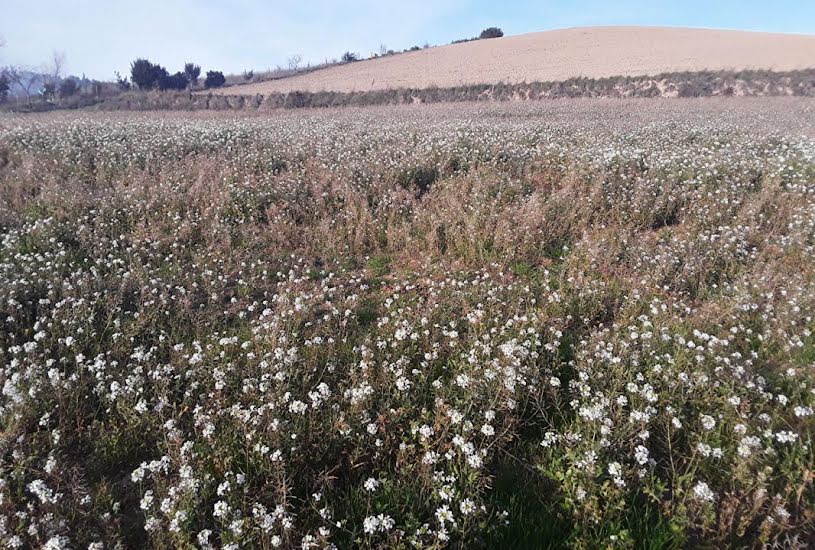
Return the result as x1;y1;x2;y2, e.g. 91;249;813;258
212;26;815;95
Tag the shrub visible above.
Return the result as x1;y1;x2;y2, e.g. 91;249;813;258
204;70;226;89
0;73;9;102
396;165;440;197
130;59;168;90
40;81;56;99
678;79;715;98
341;51;359;63
480;27;504;39
130;59;153;89
152;66;169;87
59;78;78;97
114;71;131;90
158;71;188;91
366;254;392;276
183;63;201;86
243;70;254;81
284;91;311;109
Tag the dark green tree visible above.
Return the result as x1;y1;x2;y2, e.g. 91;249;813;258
0;72;9;102
130;58;168;89
184;62;201;86
159;71;189;91
204;70;225;88
59;78;78;97
479;27;504;39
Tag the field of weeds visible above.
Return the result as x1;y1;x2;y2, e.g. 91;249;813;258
0;98;814;549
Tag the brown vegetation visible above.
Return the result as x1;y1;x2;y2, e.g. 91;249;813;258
91;69;815;112
0;99;814;547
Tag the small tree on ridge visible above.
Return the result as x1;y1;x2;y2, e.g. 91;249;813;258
184;62;201;86
479;27;504;39
204;70;225;88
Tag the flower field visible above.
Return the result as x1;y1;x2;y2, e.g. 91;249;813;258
0;99;814;548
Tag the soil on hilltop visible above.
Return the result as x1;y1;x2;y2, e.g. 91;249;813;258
212;26;815;95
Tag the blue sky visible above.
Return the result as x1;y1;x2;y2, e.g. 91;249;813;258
2;0;814;80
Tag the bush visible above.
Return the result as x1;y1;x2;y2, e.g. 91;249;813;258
678;80;715;98
341;52;359;63
396;165;440;197
366;254;392;276
0;73;9;102
59;78;79;97
41;81;56;99
480;27;504;39
183;63;201;86
114;72;131;91
130;59;168;90
204;70;226;89
159;71;189;91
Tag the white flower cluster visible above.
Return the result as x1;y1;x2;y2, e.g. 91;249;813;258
0;100;813;547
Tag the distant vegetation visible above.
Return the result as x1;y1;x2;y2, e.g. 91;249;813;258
453;27;505;44
0;73;8;101
223;27;505;88
0;46;121;109
58;78;78;97
129;59;212;91
4;26;806;114
93;69;815;113
184;63;201;86
479;27;504;39
1;26;512;108
204;70;226;89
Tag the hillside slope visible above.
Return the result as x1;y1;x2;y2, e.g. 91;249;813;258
214;26;815;95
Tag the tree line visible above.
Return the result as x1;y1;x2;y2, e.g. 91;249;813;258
126;59;225;91
0;46;82;105
1;26;506;105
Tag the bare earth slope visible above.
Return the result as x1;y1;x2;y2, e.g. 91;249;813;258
215;26;815;95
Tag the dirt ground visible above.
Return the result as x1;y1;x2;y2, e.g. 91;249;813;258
211;26;815;95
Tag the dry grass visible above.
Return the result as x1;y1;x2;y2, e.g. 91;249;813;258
0;99;814;548
89;70;815;113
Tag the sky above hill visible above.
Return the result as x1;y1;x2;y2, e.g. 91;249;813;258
2;0;814;80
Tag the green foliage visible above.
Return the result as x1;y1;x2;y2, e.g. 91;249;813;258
130;58;167;90
396;165;440;197
58;78;79;97
158;71;189;91
479;27;504;39
0;103;813;548
0;72;9;101
204;70;225;88
183;62;201;85
366;254;392;276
